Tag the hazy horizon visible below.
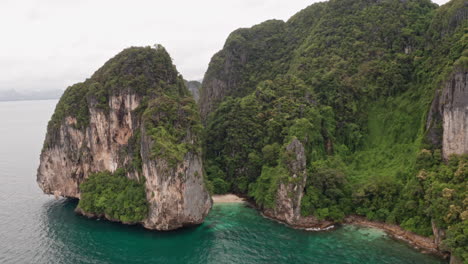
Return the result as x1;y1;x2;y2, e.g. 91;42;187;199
1;0;450;92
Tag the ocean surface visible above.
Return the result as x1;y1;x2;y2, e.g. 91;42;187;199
0;100;447;264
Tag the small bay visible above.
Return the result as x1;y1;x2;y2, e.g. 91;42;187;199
0;100;447;264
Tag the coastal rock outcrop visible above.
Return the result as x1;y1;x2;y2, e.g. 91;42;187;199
37;45;212;230
427;68;468;159
261;139;335;230
263;139;307;225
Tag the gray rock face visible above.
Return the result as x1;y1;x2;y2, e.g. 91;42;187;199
199;20;288;122
140;128;211;230
37;92;141;198
440;70;468;159
425;69;468;159
265;138;307;225
185;80;201;103
199;54;244;122
426;68;467;261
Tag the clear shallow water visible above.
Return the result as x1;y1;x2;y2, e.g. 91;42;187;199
0;100;447;264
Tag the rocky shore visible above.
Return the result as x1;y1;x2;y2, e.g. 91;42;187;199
261;209;335;231
74;207;138;226
242;191;450;260
344;215;448;258
260;211;450;260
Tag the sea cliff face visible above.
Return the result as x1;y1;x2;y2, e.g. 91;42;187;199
139;128;211;230
441;70;468;159
37;46;212;230
262;139;335;230
38;93;141;198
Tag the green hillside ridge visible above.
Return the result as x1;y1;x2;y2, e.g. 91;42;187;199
202;0;467;261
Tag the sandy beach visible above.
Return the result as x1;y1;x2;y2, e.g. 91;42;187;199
212;194;245;203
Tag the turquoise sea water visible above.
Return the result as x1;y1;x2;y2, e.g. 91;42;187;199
0;100;447;264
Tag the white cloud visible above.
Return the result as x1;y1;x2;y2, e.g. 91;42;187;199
0;0;451;91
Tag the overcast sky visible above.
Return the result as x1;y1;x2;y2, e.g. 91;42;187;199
0;0;449;92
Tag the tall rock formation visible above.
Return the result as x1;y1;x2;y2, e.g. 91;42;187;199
37;45;212;230
441;69;468;159
427;68;468;159
263;139;307;225
261;138;334;229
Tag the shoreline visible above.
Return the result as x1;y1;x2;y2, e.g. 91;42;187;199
261;212;447;259
344;215;447;258
212;194;246;203
229;195;449;260
79;193;448;260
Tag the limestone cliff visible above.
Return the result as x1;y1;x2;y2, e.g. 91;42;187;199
426;68;468;160
37;93;141;198
185;80;201;103
440;69;468;159
263;139;307;225
425;67;468;263
37;45;212;230
261;139;333;229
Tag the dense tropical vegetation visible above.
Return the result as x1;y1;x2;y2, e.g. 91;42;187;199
202;0;467;261
77;169;149;223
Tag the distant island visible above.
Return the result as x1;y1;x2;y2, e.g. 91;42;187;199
0;89;63;102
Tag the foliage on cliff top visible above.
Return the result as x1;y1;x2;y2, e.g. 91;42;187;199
46;45;187;132
143;94;202;167
77;169;149;223
203;20;291;99
44;45;203;169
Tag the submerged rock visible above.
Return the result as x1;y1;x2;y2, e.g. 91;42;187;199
37;45;212;230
